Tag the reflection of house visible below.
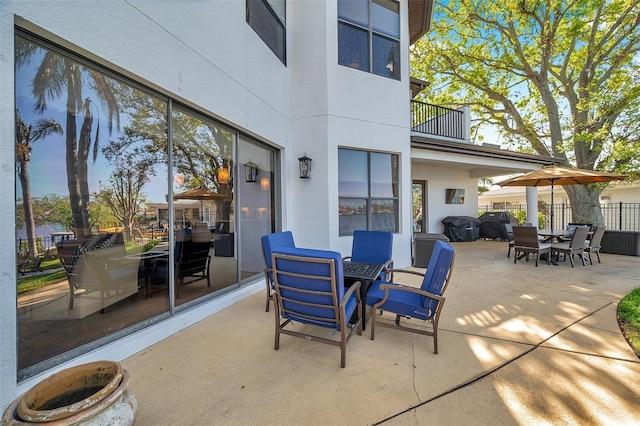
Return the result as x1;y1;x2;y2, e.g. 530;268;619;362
2;1;561;403
147;201;228;229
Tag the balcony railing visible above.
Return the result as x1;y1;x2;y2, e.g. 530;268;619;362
411;100;465;140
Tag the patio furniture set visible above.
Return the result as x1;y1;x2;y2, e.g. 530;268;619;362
260;230;456;367
509;224;605;267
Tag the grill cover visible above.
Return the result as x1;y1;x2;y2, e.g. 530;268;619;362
478;212;519;240
441;216;481;242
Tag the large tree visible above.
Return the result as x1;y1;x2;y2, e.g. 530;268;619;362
15;110;63;257
15;38;121;238
97;139;154;241
412;0;640;224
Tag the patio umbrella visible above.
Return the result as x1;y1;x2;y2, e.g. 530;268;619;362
173;188;232;222
495;164;626;230
173;188;232;201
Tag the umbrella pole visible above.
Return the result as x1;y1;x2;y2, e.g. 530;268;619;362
550;181;554;231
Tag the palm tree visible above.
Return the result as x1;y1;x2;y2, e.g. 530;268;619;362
15;38;120;238
15;110;63;257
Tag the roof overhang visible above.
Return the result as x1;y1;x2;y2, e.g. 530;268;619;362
408;0;434;44
411;136;562;178
410;77;430;98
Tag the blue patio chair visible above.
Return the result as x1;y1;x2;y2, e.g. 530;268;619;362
344;230;394;282
271;246;362;368
366;240;455;354
261;231;296;312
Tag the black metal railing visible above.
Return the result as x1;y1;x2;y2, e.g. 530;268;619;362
411;100;465;140
479;202;640;232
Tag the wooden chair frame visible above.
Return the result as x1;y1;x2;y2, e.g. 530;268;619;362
272;250;362;368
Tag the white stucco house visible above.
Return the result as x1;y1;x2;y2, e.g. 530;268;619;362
1;0;557;407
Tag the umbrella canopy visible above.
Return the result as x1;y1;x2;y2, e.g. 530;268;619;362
173;188;232;201
174;188;232;223
496;165;626;230
495;165;626;187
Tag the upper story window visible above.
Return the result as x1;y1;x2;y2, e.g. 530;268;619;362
338;148;399;236
247;0;286;64
338;0;400;80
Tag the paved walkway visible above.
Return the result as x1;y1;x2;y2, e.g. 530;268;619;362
122;240;640;425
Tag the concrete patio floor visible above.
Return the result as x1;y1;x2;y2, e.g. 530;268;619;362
121;240;640;425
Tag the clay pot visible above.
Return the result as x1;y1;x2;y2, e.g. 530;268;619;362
2;361;137;425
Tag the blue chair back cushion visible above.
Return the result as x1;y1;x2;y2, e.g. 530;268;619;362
261;231;296;268
272;246;357;329
366;240;454;320
420;240;454;309
350;230;393;264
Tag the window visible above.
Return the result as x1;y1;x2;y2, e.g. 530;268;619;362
338;148;399;235
15;30;278;379
247;0;286;64
338;0;400;79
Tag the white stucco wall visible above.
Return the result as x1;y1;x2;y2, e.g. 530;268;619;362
288;0;413;266
412;163;480;233
1;0;416;407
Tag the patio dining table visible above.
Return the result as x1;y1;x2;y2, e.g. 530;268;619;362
111;248;169;298
537;229;574;243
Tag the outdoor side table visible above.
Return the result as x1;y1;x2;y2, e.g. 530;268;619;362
343;261;384;331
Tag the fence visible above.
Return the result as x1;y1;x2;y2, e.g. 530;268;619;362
479;202;640;232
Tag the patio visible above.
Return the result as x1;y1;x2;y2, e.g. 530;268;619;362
117;240;640;424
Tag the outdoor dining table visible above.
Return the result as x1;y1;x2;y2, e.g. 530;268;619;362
111;248;169;298
537;229;574;243
343;260;385;331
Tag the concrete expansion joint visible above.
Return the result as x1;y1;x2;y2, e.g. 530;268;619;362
410;333;421;404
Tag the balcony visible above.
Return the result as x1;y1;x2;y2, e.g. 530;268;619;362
411;100;468;141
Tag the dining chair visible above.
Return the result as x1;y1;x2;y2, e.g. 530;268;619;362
366;240;455;354
585;226;606;264
507;222;533;258
260;231;296;312
271;246;362;368
551;226;590;267
561;222;593;242
343;230;394;281
512;226;551;266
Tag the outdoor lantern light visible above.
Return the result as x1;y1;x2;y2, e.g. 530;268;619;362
260;177;270;191
243;160;258;183
298;154;312;179
217;165;229;185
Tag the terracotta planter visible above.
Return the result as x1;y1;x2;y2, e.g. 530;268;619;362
2;361;137;425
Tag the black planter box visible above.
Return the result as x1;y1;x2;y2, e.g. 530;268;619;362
601;230;640;256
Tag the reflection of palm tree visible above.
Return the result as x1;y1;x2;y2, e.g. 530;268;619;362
16;39;120;237
15;110;63;257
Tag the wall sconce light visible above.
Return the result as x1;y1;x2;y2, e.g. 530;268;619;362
217;166;229;185
298;154;312;179
260;177;270;191
243;160;258;183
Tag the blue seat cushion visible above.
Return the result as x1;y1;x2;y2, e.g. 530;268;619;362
366;281;434;321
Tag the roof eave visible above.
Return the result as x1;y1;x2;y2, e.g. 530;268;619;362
408;0;434;45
